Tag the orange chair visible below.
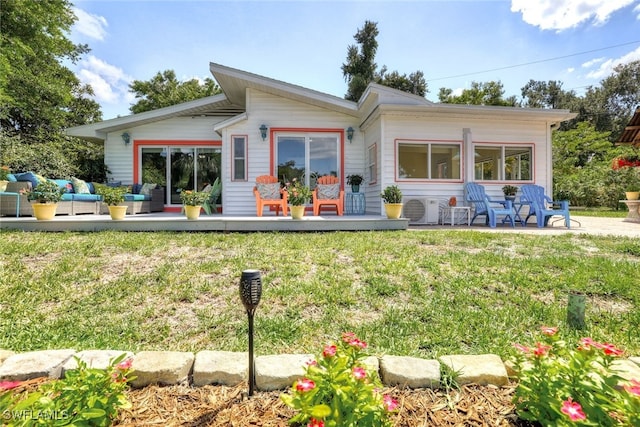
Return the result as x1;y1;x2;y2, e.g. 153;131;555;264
312;175;344;216
253;175;288;216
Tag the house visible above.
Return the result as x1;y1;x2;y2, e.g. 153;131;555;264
67;63;576;221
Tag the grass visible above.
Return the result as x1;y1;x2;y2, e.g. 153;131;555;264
0;228;638;361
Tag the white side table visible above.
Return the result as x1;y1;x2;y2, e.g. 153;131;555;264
440;206;471;226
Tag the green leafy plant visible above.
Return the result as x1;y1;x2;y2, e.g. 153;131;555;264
24;180;64;204
502;185;518;196
179;189;209;206
0;353;135;426
380;185;402;204
95;185;128;206
0;166;11;181
281;332;398;427
511;326;639;426
285;178;312;206
346;174;364;186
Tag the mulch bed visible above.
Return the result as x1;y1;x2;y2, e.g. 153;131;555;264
115;382;534;426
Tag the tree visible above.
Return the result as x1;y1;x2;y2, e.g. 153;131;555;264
129;70;221;114
0;0;105;181
438;81;516;106
0;0;102;139
341;21;379;102
341;21;427;101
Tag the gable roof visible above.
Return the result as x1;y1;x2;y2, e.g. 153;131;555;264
618;107;640;147
67;63;575;142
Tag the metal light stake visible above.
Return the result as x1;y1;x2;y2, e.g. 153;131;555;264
239;269;262;396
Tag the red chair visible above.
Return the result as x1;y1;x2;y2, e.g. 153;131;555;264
312;175;344;216
253;175;288;216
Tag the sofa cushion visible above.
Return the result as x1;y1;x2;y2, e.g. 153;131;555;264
124;194;150;201
61;194;74;201
15;172;40;188
71;177;90;194
71;193;101;202
140;183;157;196
106;181;122;188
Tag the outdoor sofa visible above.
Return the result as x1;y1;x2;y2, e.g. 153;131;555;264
0;172;164;217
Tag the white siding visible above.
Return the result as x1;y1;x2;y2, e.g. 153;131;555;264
220;89;361;215
378;114;551;207
104;116;227;185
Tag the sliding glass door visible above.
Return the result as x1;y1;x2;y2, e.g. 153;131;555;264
141;146;221;206
276;134;339;188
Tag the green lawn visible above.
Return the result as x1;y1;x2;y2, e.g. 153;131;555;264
0;229;638;360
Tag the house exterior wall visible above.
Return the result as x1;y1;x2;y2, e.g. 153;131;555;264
219;89;361;215
104;116;226;186
377;113;550;211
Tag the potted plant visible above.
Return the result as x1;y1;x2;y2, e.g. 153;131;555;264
502;184;518;202
286;178;311;219
25;179;64;220
346;174;364;193
0;165;10;192
179;189;209;219
96;185;128;220
381;185;403;219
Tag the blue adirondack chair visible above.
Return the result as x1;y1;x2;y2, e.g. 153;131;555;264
520;184;570;228
464;182;514;228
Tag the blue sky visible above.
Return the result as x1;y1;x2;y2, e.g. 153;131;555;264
70;0;640;119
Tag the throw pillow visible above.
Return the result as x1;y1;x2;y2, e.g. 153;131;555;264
256;182;281;200
317;183;340;200
15;172;39;188
71;176;90;194
140;183;157;196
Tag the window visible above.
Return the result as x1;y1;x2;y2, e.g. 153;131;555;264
367;143;377;184
232;135;247;181
276;133;339;187
474;145;532;181
396;141;461;180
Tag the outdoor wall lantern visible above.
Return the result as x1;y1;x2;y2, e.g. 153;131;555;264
121;132;131;145
346;126;355;143
259;124;268;141
239;269;262;396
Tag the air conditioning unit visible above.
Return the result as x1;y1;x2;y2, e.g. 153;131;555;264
403;198;439;224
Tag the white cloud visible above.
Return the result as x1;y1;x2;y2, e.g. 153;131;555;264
76;55;132;105
72;7;108;41
511;0;636;31
584;46;640;79
581;57;605;68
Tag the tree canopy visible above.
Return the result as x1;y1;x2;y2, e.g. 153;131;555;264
0;0;105;181
129;70;221;114
342;21;427;101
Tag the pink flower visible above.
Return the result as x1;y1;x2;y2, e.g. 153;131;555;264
561;397;586;421
296;378;315;392
116;358;133;370
306;359;318;367
322;345;337;358
341;332;357;343
624;379;640;397
352;366;367;380
600;342;623;357
0;380;21;391
348;338;367;349
579;337;597;350
307;418;324;427
540;326;558;336
383;394;398;412
533;342;551;357
513;343;530;354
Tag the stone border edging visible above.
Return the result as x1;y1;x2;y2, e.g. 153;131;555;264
1;349;639;391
